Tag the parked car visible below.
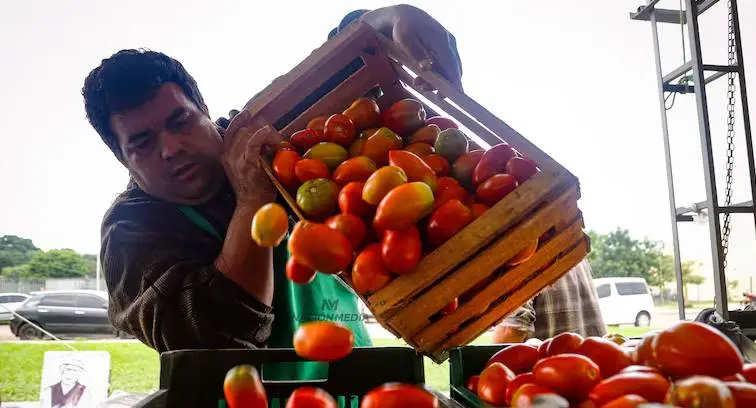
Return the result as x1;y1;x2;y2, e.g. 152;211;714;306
593;277;654;327
0;292;31;321
9;290;119;339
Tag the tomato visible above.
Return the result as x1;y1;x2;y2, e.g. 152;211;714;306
470;203;489;219
362;166;408;205
295;159;330;183
505;239;539;266
352;243;393;295
388;150;438;191
538;338;552;358
654;321;743;378
452;150;485;187
288;221;352;274
338;182;374;218
333;156;378;185
360;383;439;408
433;182;470;212
286;257;316;285
306;116;328;138
477;362;515;406
632;332;658;365
510;384;564;408
361;127;403;166
324;114;356;147
326;214;367;250
374;182;435;231
381;99;427;136
223;365;267;408
487;344;540;374
427;199;473;248
665;376;735;408
404;142;435;157
533;354;601;399
381;227;422;274
621;365;662;375
425;116;458;131
343;97;380;130
464;375;479;394
349;138;366;158
722;373;746;382
743;363;756;383
505;372;536;405
601;395;648;408
476;174;518;206
440;298;458;315
506;156;540;184
293;321;354;362
285;387;337;408
290;128;325;152
250;203;289;248
273;149;302;190
423;154;451;177
296;178;340;219
546;332;585;356
725;381;756;407
589;372;671;406
409;125;441;145
576;336;633;378
473;144;518;185
278;141;296;152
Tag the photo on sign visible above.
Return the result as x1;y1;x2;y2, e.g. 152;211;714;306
39;351;110;408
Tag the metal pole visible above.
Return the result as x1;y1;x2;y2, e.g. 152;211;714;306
685;0;729;319
650;12;687;320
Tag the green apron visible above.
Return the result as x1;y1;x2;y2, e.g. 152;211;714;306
178;206;372;381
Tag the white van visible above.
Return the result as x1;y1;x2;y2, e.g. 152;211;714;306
593;277;654;327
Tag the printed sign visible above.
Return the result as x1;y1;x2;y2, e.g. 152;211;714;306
39;351;110;408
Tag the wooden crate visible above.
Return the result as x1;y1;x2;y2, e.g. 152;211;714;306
247;22;589;363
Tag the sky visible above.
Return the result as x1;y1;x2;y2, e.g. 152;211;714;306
0;0;755;281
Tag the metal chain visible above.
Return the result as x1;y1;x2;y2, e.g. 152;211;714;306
722;0;737;269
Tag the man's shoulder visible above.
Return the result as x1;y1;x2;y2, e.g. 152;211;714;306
101;181;182;245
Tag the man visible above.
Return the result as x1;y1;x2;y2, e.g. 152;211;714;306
83;5;462;377
40;357;93;408
493;259;607;342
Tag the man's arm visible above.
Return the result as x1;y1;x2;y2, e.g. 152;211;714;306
494;300;536;343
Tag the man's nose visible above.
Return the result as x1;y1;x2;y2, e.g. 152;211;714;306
159;131;184;161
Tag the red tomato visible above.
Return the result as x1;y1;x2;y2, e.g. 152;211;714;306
427;199;474;248
343;97;380;130
546;332;585;356
286;257;316;285
472;144;518;185
381;226;422;274
631;332;658;365
589;372;671;406
295;159;330;183
409;125;441;146
510;384;564;408
223;365;268;408
620;365;662;375
326;214;367;250
576;336;633;378
352;243;393;295
506;156;540;184
505;372;536;405
601;394;647;408
306;116;328;138
332;156;378;186
285;387;337;408
665;376;735;408
374;182;435;231
440;298;458;315
425;116;458;131
654;321;743;378
464;375;479;394
486;344;540;374
290;129;325;152
470;203;489;219
725;381;756;407
288;221;352;274
360;383;438;408
475;174;518;206
338;182;374;218
723;373;746;382
388;150;438;191
743;363;756;384
533;354;601;400
324;114;356;147
477;362;515;406
381;99;427;136
404;142;436;158
273;149;302;190
452;150;485;187
433;183;470;212
538;338;552;358
423;154;451;177
293;321;354;362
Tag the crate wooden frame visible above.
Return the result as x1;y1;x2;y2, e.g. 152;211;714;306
248;22;589;363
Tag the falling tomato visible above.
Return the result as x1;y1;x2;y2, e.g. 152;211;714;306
223;365;268;408
293;321;354;362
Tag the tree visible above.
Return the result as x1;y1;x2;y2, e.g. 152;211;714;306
0;235;40;271
82;254;97;277
587;228;669;286
681;260;704;301
22;249;89;279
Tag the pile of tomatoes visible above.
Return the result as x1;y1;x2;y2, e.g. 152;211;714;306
255;96;541;304
463;321;756;407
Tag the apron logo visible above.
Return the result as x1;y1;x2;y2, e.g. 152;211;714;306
322;299;339;311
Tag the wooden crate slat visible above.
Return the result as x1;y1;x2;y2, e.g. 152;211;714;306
430;235;589;359
413;218;586;353
386;186;580;337
367;170;574;316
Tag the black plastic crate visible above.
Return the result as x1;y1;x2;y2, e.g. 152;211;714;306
449;345;510;408
134;346;464;408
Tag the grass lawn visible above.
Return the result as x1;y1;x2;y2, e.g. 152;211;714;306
0;326;650;402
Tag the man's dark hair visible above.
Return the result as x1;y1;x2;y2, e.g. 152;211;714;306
82;49;208;161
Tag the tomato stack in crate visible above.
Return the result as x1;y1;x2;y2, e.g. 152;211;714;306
250;21;589;363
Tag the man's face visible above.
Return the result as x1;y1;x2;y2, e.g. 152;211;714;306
60;364;83;386
110;83;225;205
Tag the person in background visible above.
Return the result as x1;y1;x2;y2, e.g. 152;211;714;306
40;357;93;408
492;259;607;342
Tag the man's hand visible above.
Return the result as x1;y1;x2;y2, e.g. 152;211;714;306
493;325;529;344
221;110;281;206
